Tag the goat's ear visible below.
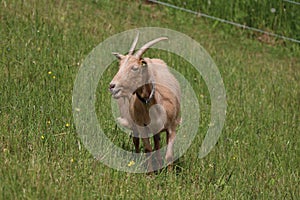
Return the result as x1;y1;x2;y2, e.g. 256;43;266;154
112;52;124;60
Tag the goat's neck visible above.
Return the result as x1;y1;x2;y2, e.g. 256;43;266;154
136;83;152;98
135;82;155;104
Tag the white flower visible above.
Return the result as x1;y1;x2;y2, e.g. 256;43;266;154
270;8;276;13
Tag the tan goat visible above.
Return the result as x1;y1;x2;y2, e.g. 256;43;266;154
109;33;181;171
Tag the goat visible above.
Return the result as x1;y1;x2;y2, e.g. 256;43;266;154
109;33;181;171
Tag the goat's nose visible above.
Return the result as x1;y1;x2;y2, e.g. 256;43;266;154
109;83;116;90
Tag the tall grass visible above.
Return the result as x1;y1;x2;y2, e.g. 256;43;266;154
161;0;300;41
0;0;299;199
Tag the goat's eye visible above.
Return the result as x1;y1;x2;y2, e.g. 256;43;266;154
131;65;139;71
141;60;147;67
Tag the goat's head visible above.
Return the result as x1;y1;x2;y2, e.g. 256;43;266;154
109;33;168;99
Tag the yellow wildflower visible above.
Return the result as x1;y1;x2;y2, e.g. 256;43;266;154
48;71;52;75
128;160;135;167
65;123;70;128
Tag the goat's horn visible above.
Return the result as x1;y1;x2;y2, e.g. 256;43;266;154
135;37;168;59
128;32;139;55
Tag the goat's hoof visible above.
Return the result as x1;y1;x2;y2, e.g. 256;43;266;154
167;164;173;172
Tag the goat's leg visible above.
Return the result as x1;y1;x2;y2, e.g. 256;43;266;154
132;129;140;153
165;129;176;171
153;133;162;169
166;130;170;144
133;137;140;153
141;138;153;172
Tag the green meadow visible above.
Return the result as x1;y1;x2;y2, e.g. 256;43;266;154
1;0;299;199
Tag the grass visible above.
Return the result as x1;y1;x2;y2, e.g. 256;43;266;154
0;0;299;199
161;0;300;41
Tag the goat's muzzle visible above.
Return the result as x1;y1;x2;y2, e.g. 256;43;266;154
109;83;115;91
109;82;121;98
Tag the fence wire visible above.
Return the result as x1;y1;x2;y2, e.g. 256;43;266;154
283;0;300;6
148;0;300;44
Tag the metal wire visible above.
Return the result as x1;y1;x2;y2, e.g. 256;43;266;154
283;0;300;6
148;0;300;44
